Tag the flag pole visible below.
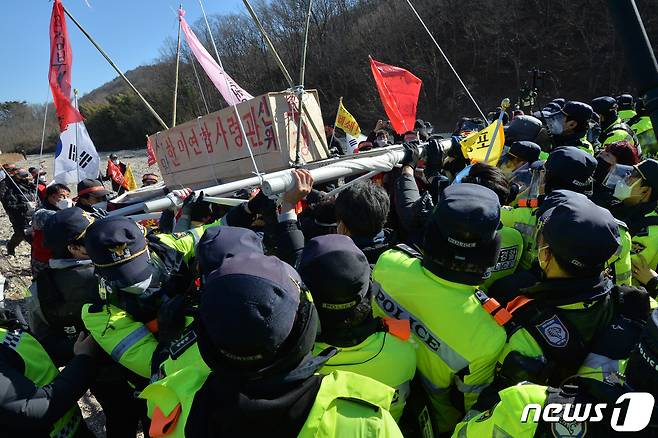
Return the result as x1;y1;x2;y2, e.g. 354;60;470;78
328;97;342;152
196;1;263;181
62;5;169;130
172;5;183;127
483;98;510;164
241;0;327;154
404;0;489;122
35;85;50;201
293;0;314;164
74;89;81;184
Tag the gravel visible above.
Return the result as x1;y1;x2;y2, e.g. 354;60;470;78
1;149;156;437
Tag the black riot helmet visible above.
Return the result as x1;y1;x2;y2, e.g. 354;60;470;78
504;115;551;152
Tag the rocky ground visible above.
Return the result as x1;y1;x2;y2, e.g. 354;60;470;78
1;149;157;437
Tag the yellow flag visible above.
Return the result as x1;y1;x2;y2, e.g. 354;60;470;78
335;100;361;137
460;121;506;166
123;164;137;191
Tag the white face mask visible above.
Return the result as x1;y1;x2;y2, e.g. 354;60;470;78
120;274;153;295
546;116;564;136
613;179;639;201
56;198;73;210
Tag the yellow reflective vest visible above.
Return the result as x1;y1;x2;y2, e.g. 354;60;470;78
140;368;402;438
372;248;506;433
313;329;416;422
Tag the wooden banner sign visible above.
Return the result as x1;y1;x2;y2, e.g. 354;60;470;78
149;90;328;188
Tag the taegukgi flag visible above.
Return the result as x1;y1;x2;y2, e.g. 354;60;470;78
54;110;100;184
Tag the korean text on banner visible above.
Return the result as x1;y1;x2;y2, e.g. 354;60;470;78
460;121;506;166
49;0;84;131
336;101;361;137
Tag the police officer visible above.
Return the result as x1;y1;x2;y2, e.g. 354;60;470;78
591;96;639;148
452;308;658;437
607;159;658;287
501;146;598;271
504;115;552;158
82;216;199;379
542;101;596;155
140;253;403;437
373;183;507;433
486;193;639;396
629;98;658;156
616;93;637;122
0;309;98;437
31;207;145;437
298;235;416;422
498;141;542;177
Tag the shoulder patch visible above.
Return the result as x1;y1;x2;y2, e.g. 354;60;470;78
168;326;197;360
536;315;569;348
172;231;191;240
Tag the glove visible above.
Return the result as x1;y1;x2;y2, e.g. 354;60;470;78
247;190;276;215
424;138;445;178
400;142;420;168
157;295;187;344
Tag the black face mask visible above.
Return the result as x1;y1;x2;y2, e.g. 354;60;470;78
593;156;612;184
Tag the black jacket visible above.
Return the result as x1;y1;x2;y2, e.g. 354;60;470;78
185;372;322;437
2;180;36;228
0;344;95;437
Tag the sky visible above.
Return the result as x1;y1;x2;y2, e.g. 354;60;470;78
1;0;247;103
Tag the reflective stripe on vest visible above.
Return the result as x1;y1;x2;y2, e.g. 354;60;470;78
375;286;469;372
111;325;151;362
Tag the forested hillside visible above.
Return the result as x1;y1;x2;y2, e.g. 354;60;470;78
2;0;656;153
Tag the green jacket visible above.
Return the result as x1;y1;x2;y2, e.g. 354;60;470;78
313;329;416;421
140;368;403;438
630;115;657;156
482;226;524;289
601;117;638;148
501;205;538;271
0;327;82;438
154;218;222;265
372;248;506;433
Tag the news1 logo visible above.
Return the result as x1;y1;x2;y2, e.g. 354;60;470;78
521;392;655;432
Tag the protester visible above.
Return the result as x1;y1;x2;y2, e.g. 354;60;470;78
105;153;127;193
141;173;158;187
29;167;47;200
30;183;71;277
74;178;111;217
4;168;37;256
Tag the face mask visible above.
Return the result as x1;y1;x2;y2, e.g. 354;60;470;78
120;274;154;295
373;139;388;148
112;159;119;165
546;116;565;136
56;198;73;210
613;179;639;201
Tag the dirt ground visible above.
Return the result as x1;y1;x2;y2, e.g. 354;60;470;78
1;149;156;437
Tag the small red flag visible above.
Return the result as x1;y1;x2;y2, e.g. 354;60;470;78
107;160;128;189
146;136;157;166
49;0;83;132
369;57;422;135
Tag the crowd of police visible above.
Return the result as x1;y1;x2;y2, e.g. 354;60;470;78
0;94;657;437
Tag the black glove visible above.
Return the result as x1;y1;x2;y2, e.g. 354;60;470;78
247;190;276;215
424;138;445;178
400;142;420;168
182;191;204;209
157;295;187;344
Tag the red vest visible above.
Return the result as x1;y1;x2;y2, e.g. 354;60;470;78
31;229;53;263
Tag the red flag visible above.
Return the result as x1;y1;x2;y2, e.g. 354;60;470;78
107;160;128;189
369;57;422;135
49;0;83;132
146;136;157;166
